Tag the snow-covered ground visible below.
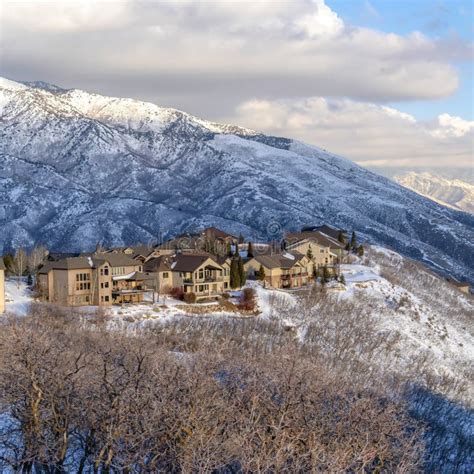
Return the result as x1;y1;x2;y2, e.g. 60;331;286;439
4;279;33;316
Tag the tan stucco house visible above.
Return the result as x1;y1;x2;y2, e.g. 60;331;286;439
244;252;312;289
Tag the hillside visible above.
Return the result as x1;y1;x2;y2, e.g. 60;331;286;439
395;172;474;214
1;78;473;284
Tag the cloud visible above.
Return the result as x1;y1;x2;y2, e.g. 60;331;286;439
0;0;471;113
229;98;473;168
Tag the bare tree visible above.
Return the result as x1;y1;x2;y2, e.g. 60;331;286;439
11;247;27;288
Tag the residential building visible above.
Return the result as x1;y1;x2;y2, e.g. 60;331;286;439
244;252;312;289
447;278;471;294
0;259;5;313
38;254;144;307
284;230;345;262
169;253;231;299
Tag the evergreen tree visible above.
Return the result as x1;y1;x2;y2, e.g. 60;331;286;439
306;244;313;260
350;231;357;250
238;233;244;244
257;264;266;281
322;265;331;283
340;274;346;285
238;257;246;287
247;242;254;258
226;242;232;257
338;230;345;244
27;273;33;286
357;245;364;257
344;242;351;251
234;243;240;258
230;258;240;289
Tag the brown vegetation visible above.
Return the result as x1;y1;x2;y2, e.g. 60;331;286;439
0;303;423;472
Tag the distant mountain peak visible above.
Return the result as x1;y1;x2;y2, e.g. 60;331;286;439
19;80;69;93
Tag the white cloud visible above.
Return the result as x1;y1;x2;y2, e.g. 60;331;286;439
0;0;470;106
229;98;473;168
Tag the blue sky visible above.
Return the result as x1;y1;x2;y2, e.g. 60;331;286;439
328;0;473;119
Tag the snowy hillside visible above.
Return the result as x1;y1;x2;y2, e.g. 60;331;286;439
395;172;474;214
1;78;474;284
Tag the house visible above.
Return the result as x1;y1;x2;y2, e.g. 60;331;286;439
244;252;312;289
447;278;471;294
302;224;347;242
284;230;345;262
0;259;5;313
143;255;174;293
37;254;144;307
169;253;231;299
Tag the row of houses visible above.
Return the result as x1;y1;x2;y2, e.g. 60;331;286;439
1;225;347;310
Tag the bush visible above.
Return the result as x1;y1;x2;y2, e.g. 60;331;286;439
169;286;184;300
239;287;256;311
221;292;231;299
183;292;197;304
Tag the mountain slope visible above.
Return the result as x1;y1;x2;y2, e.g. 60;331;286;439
1;78;473;283
394;172;474;214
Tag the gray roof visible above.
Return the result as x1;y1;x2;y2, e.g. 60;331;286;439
0;259;5;270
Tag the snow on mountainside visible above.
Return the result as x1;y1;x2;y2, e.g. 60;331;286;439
1;78;474;284
395;172;474;214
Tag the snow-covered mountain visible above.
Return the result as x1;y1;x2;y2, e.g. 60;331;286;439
1;77;473;283
394;172;474;214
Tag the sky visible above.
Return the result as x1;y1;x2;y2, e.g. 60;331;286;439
0;0;473;172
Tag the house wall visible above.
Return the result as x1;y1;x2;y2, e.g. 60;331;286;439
0;269;5;313
287;241;334;268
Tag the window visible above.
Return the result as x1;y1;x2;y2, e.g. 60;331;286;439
76;272;90;282
139;266;142;272
112;267;125;276
105;296;109;302
101;296;104;302
104;281;109;288
163;272;169;279
320;249;324;253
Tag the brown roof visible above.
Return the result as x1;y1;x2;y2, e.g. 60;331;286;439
95;253;140;267
285;231;344;250
144;255;173;273
170;254;222;272
38;253;140;273
251;252;305;270
201;227;237;241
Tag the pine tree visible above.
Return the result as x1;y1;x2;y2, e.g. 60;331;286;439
238;257;246;286
323;265;331;283
247;242;254;258
340;274;346;285
226;242;232;257
345;242;351;251
350;231;357;250
257;264;266;281
234;243;240;258
357;245;364;257
230;258;240;289
238;233;244;244
306;244;313;260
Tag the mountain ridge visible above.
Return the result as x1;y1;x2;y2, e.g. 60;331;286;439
1;78;473;283
394;172;474;214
